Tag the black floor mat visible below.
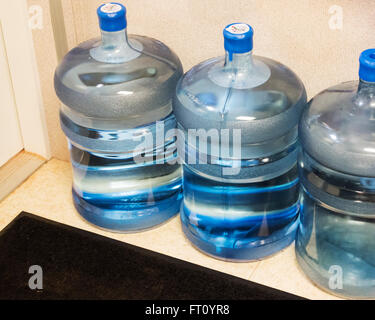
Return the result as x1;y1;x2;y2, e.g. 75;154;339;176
0;212;303;300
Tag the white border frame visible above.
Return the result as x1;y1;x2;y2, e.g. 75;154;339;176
1;0;50;159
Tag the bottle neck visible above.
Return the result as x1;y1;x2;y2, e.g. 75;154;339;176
100;28;129;50
90;28;141;63
358;78;375;91
354;79;375;111
224;51;254;71
210;49;270;89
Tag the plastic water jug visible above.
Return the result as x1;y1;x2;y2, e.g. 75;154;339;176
174;23;306;260
54;3;183;232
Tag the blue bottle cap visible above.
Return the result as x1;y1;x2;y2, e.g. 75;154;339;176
359;49;375;83
97;3;127;32
223;23;254;60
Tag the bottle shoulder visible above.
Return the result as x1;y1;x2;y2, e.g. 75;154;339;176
56;34;182;74
54;34;183;123
300;80;375;176
174;55;306;143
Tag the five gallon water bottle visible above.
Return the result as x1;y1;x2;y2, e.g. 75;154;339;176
54;3;183;232
296;49;375;298
174;23;306;261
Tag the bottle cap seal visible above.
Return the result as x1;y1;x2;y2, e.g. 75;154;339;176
359;49;375;83
223;23;254;59
97;3;127;32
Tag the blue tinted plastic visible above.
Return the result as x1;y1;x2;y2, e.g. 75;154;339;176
296;49;375;298
54;4;183;232
174;24;306;261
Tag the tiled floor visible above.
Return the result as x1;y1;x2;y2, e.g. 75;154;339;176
0;159;339;299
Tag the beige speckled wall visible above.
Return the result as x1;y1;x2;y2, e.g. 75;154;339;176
29;0;375;161
27;0;65;159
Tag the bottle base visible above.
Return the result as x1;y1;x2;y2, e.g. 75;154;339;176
180;206;299;262
295;233;375;299
72;189;182;233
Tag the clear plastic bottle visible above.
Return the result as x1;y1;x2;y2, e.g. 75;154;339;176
174;23;306;261
54;3;183;232
296;49;375;298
